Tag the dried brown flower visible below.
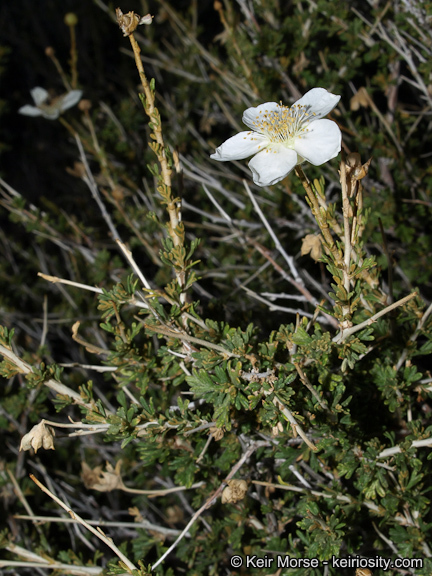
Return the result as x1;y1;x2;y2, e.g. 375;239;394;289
81;460;124;492
116;8;153;37
350;87;369;111
221;479;248;504
301;234;322;262
210;426;224;441
20;421;55;453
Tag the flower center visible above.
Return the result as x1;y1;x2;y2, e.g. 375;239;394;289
252;103;314;147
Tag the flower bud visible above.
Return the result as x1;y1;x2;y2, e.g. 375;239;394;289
64;13;78;26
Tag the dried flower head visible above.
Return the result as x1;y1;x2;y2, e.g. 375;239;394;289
221;479;248;504
20;421;55;453
345;152;372;182
355;570;372;576
81;460;124;492
78;99;92;112
301;234;322;261
350;87;369;111
116;8;153;36
210;426;224;441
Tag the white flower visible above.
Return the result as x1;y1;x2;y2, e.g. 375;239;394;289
210;87;342;186
19;87;83;120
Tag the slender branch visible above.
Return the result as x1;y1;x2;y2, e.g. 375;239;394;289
121;480;205;496
295;166;343;267
395;301;432;371
339;152;353;324
0;344;91;409
142;321;240;357
116;239;151;290
116;12;194;327
38;272;103;294
243;180;303;284
75;134;121;242
377;437;432;459
30;475;137;573
262;389;317;451
127;35;174;214
151;440;269;569
293;362;329;412
38;273;149;311
0;560;101;575
42;419;110;431
14;515;183;539
378;218;394;304
332;291;417;344
250;480;423;529
247;237;339;328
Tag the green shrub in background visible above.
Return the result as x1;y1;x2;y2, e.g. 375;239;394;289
1;1;432;575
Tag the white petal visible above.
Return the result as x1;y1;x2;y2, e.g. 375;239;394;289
242;102;280;131
39;107;61;120
248;146;298;186
58;90;83;112
294;119;341;166
30;87;49;106
18;105;43;117
139;13;153;25
211;131;268;161
294;88;340;120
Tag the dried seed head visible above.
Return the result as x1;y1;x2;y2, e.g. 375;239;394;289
78;99;92;112
210;426;224;441
116;8;153;36
221;479;248;504
355;569;372;576
66;161;86;178
350;86;369;111
301;234;322;262
166;505;184;524
346;152;372;182
81;460;124;492
20;421;55;453
111;187;125;202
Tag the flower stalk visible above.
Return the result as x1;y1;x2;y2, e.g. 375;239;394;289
116;9;187;310
339;150;353;326
30;474;138;572
296;153;386;330
64;13;79;89
295;165;343;268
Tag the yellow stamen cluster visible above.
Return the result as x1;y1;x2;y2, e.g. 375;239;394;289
252;103;314;147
